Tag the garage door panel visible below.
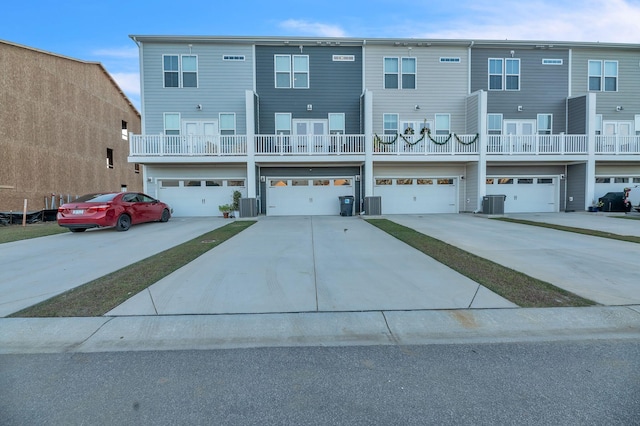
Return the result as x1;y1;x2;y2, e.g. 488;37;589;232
267;178;354;216
374;178;457;214
487;177;557;213
159;179;246;217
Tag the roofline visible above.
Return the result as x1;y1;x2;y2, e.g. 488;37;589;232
1;38;140;117
129;34;640;49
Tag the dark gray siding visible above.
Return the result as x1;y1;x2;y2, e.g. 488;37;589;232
255;46;362;134
566;163;587;211
471;48;569;133
567;96;587;134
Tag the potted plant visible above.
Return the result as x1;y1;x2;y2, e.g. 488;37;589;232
231;190;242;218
218;204;231;218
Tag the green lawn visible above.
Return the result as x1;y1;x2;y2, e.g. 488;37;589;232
366;219;596;308
10;221;256;317
0;222;68;244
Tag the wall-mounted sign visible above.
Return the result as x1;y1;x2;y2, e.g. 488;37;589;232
332;55;355;61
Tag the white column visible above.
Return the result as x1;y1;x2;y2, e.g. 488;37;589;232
364;90;374;196
585;92;597;209
245;90;256;199
477;90;488;212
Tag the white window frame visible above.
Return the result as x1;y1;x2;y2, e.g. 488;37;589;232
487;114;503;135
181;55;198;88
505;58;520;91
219;113;236;135
434;114;451;135
328;113;345;134
488;58;503;90
274;55;309;89
537;114;552;135
589;60;618;92
595;114;603;135
164;113;181;135
275;113;292;135
384;57;416;89
163;54;179;88
383;113;399;135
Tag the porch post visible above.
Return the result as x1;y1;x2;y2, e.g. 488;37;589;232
245;90;257;199
585;92;597;210
477;90;488;212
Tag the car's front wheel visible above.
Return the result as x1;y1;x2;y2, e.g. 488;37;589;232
115;214;131;231
160;208;170;222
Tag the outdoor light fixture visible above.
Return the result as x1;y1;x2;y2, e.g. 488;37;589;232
616;106;623;111
517;105;523;112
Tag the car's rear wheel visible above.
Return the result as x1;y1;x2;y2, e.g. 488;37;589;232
115;214;131;231
70;228;86;233
160;208;170;222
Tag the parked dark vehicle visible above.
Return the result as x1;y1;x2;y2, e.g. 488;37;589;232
57;192;172;232
598;192;631;212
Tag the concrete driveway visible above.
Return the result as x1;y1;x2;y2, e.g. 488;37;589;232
0;218;227;317
107;216;515;316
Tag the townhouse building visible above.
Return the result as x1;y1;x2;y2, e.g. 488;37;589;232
129;36;640;217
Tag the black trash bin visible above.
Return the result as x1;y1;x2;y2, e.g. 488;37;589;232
598;192;630;212
338;195;355;216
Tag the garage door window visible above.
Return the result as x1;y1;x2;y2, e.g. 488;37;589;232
595;177;611;183
518;178;534;184
417;178;433;185
314;179;330;186
498;178;514;184
206;180;222;187
438;178;454;185
228;180;246;187
376;179;392;185
270;180;287;187
538;178;553;184
161;180;179;187
292;179;308;186
397;178;413;185
614;177;628;183
186;180;202;187
334;179;352;186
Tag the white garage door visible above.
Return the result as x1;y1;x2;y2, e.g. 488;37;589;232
267;177;355;216
159;178;246;217
595;176;640;206
487;177;557;213
374;177;458;214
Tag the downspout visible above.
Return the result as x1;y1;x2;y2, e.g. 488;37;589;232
467;41;474;95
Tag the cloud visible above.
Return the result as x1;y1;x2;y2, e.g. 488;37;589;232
92;46;139;59
279;19;348;37
414;0;640;43
110;72;140;96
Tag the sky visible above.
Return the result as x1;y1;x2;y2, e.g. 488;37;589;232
2;0;639;111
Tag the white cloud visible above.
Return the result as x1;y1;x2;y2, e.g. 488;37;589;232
415;0;640;43
110;72;140;96
279;19;348;37
92;46;139;59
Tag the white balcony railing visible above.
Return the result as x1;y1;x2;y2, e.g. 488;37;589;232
486;134;588;155
373;133;479;155
595;135;640;154
255;134;365;155
130;134;247;156
129;133;640;158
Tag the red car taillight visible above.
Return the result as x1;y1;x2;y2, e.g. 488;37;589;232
85;205;110;214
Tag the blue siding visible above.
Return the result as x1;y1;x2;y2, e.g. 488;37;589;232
255;45;363;134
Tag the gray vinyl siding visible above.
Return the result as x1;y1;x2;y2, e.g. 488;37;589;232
567;96;587;134
139;42;254;134
465;92;479;133
566;163;587;211
365;46;468;133
571;47;640;121
471;48;569;133
255;46;362;134
464;162;479;212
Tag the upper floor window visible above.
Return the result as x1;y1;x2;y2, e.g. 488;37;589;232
589;60;617;91
121;120;128;140
537;114;552;135
383;113;399;134
488;58;520;91
275;113;292;135
163;54;198;88
434;114;450;135
328;113;345;134
487;114;503;135
275;55;309;89
164;113;180;135
384;57;416;89
219;113;236;135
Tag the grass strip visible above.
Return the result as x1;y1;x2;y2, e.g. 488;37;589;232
0;222;68;244
493;217;640;244
366;219;595;308
10;220;256;317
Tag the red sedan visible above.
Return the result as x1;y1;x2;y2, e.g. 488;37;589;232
57;192;172;232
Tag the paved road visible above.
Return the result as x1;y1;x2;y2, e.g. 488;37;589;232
2;339;638;425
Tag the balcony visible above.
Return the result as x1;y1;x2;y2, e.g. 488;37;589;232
129;133;640;160
255;134;365;155
130;135;247;156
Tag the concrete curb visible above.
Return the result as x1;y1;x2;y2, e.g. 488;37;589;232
1;306;638;354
